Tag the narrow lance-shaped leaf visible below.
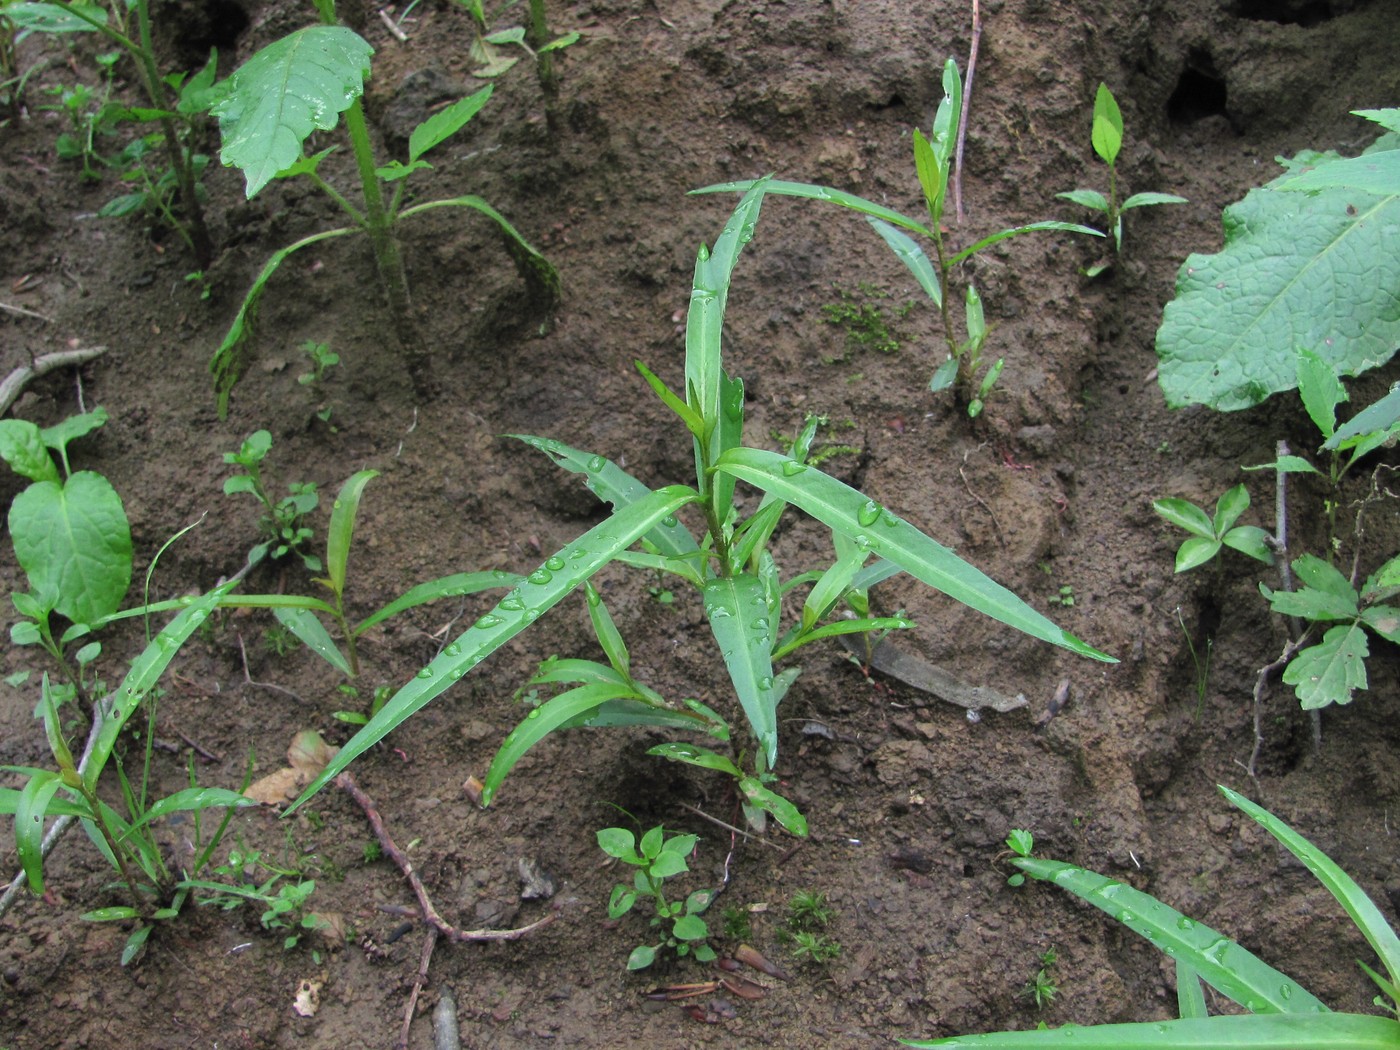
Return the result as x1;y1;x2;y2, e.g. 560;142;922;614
713;448;1114;661
288;485;701;812
1224;785;1400;993
509;434;699;557
1014;857;1325;1014
273;607;351;676
902;1014;1400;1049
703;574;778;767
408;84;492;163
868;217;941;307
325;469;378;601
691;179;931;238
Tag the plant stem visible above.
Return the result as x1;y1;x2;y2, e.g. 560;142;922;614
951;0;981;223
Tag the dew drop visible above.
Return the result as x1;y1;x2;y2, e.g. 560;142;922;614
781;460;807;477
451;669;464;680
568;548;587;560
750;618;770;632
880;510;899;528
416;667;433;679
545;556;566;572
709;605;732;619
853;534;871;549
475;614;503;630
528;568;553;585
1279;984;1293;1000
757;676;773;690
857;499;881;527
526;708;541;719
523;609;540;623
661;516;678;529
586;455;606;472
492;569;512;580
499;596;526;612
1176;917;1195;931
445;643;462;656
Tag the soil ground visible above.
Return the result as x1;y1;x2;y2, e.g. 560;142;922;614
3;0;1400;1047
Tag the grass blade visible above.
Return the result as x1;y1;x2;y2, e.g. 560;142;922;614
947;221;1104;267
1223;785;1400;992
1176;960;1208;1020
714;448;1114;662
903;1013;1399;1049
1015;858;1325;1013
288;485;700;811
703;573;778;767
869;217;942;306
273;607;351;675
16;770;63;892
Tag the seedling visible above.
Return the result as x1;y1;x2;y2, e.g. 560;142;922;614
297;340;340;388
1048;585;1075;608
786;889;835;929
203;0;558;414
189;847;330;950
598;824;716;970
5;0;217;262
907;787;1400;1048
1057;82;1186;271
788;930;841;965
1175;607;1212;717
453;0;580;93
695;59;1102;417
1021;946;1059;1010
285;183;1114;839
1153;484;1275;573
222;430;321;572
721;904;752;941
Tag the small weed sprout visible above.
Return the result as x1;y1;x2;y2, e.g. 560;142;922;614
721;904;753;941
1048;585;1075;608
222;430;321;571
1057;83;1186;272
598;825;716;970
297;340;340;387
821;283;914;357
1021;946;1060;1010
787;889;835;928
780;889;840;965
1176;607;1213;717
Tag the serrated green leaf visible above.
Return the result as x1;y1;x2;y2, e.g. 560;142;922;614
9;472;131;624
1261;583;1358;622
1156;153;1400;411
1296;348;1345;437
1293;553;1357;598
1362;606;1400;645
408;84;492;163
1091;83;1123;167
211;26;374;197
1283;623;1369;708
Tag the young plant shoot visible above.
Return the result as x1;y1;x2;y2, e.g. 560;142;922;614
694;59;1103;417
285;183;1115;837
1057;82;1186;273
203;0;558;414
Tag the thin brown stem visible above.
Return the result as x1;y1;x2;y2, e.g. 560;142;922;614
952;0;982;223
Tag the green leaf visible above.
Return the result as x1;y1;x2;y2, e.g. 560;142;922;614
1278;118;1400;195
867;218;941;307
584;582;629;677
1295;553;1360;599
596;827;638;862
272;607;351;675
40;407;108;460
738;777;808;837
1153;498;1220;537
509;435;699;558
483;682;647;804
713;449;1114;662
1056;188;1110;212
1325;382;1400;451
1091;83;1123;167
1175;960;1208;1020
16;770;63;893
930;58;962;176
374;159;431;182
672;913;708;941
946;221;1103;267
1156;154;1400;411
210;26;374;197
1242;455;1323;476
289;485;700;812
408;84;492;162
902;1014;1399;1049
627;945;657;970
1211;484;1251;534
929;358;958;393
10;472;131;625
1296;348;1345;438
4;2;104;34
121;788;255;838
1282;623;1369;709
635;359;704;437
325;469;378;602
691;179;931;239
1013;857;1325;1014
1361;605;1400;645
1119;192;1188;210
355;570;523;635
0;420;59;482
1221;526;1275;565
772;616;912;662
399;194;560;304
912;128;943;224
646;742;742;777
703;574;778;768
1223;785;1400;997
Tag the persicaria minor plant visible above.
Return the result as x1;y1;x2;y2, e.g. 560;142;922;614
287;181;1115;834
